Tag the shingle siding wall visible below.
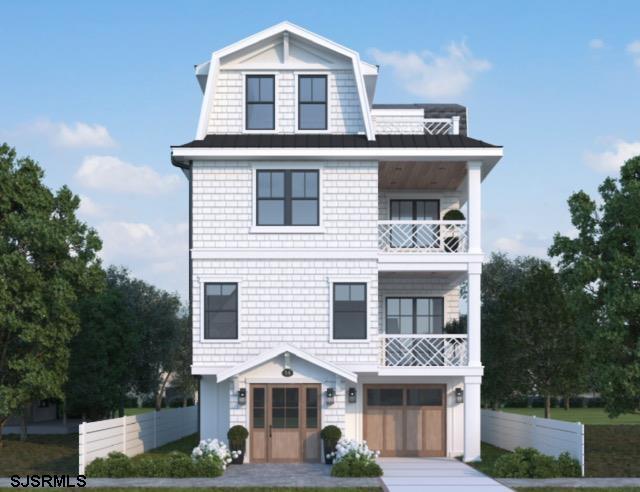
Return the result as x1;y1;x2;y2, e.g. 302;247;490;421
207;70;365;134
192;258;379;366
192;161;378;249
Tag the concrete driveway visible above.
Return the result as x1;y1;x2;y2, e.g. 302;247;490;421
378;457;512;492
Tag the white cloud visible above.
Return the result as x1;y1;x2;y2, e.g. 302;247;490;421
493;233;549;258
77;194;104;219
589;38;604;50
370;41;491;98
627;40;640;68
75;155;181;195
97;221;188;298
585;138;640;173
32;119;116;148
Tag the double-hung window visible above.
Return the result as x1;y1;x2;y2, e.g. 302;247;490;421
385;297;444;334
246;75;275;130
298;75;327;130
203;283;238;340
256;170;319;226
333;283;367;340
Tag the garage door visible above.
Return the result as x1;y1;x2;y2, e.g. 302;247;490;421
363;384;445;457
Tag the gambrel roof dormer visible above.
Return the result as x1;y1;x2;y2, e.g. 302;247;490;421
194;21;379;140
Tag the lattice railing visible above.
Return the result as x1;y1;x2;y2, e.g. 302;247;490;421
381;335;468;367
378;220;468;253
373;117;460;135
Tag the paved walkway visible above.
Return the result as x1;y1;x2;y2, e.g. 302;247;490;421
499;477;640;488
1;464;381;488
378;457;512;492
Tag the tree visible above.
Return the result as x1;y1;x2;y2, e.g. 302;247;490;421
508;261;583;418
550;155;640;416
170;314;197;407
481;253;530;408
0;144;102;444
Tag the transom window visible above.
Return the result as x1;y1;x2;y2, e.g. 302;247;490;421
298;75;327;130
203;283;238;339
246;75;275;130
256;170;319;226
385;297;444;334
333;283;367;340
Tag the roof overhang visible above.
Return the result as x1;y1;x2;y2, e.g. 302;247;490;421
215;344;358;383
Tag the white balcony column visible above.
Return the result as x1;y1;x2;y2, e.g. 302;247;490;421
467;262;482;367
466;161;482;254
463;375;482;462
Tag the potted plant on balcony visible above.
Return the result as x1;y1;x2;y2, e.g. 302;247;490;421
320;425;342;464
442;209;466;252
227;425;249;464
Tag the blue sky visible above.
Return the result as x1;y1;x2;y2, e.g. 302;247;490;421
2;0;639;302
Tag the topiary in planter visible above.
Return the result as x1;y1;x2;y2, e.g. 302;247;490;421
227;425;249;464
443;209;466;252
320;425;342;464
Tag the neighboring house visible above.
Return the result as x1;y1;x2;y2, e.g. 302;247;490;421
171;22;502;463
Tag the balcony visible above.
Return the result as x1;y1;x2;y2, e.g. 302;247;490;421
380;334;468;367
378;220;468;253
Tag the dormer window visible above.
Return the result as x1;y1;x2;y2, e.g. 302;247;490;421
246;75;275;130
298;75;327;130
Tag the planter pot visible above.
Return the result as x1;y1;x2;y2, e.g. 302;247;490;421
230;441;246;465
323;441;337;464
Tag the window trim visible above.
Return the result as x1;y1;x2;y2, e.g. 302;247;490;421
250;164;325;233
256;169;319;227
384;296;445;335
243;72;278;133
297;74;328;131
294;71;331;134
328;277;372;343
198;276;242;343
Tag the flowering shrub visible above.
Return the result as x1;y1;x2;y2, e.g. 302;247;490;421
191;438;241;473
329;439;383;477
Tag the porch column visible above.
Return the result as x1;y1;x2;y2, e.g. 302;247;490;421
467;262;482;367
466;161;482;254
464;375;482;462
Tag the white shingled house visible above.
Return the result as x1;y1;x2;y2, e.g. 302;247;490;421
170;21;503;463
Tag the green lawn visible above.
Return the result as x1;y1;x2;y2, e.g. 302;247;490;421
516;489;640;492
585;425;640;477
0;434;77;475
502;407;640;425
124;407;155;416
145;432;199;456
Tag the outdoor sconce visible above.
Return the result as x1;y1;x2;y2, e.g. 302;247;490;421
348;387;357;404
326;388;336;406
455;388;464;404
237;388;247;406
281;351;294;377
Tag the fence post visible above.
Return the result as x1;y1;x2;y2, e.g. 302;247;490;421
79;422;86;475
122;416;127;455
579;421;585;476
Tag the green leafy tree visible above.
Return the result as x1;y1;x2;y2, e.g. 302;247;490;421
170;314;197;406
550;155;640;416
0;144;102;443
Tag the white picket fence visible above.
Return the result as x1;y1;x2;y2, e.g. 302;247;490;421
78;406;197;474
481;409;585;476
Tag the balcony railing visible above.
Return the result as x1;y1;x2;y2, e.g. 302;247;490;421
378;220;468;253
380;334;468;367
373;116;460;135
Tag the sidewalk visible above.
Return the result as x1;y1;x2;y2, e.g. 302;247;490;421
499;477;640;488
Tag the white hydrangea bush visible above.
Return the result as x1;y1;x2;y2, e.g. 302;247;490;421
191;438;240;470
328;438;380;465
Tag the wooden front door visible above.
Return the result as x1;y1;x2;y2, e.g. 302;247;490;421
363;384;446;457
250;384;321;463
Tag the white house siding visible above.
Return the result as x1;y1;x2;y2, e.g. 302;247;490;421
200;376;230;443
207;70;364;134
378;274;461;329
191;161;378;249
378;190;464;220
192;258;379;367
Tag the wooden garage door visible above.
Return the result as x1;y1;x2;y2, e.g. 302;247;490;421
363;384;445;457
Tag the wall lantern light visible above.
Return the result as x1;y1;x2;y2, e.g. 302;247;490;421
348;387;357;404
282;352;294;377
237;388;247;405
326;388;336;406
455;388;464;404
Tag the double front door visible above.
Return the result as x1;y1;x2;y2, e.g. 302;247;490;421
250;384;321;463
